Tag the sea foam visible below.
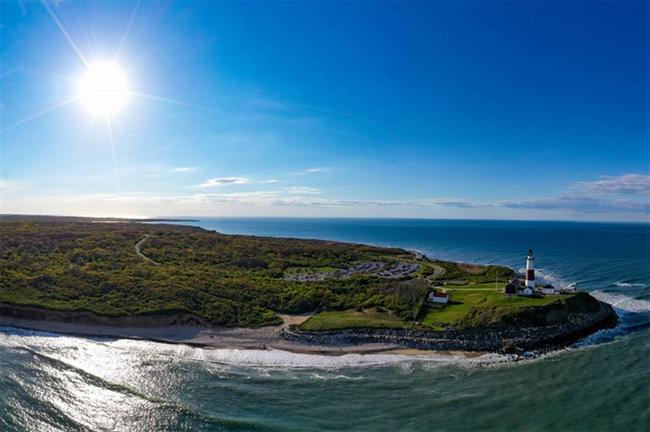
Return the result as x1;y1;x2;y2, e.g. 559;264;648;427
109;338;514;369
614;281;648;288
590;291;650;314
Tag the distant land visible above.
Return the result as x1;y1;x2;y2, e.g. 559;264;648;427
0;214;199;223
0;215;616;355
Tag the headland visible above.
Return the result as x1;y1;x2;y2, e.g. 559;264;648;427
0;215;617;355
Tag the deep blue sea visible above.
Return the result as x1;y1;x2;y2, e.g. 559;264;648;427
1;218;649;431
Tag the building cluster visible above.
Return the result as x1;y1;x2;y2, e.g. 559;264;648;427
504;249;568;297
426;249;573;305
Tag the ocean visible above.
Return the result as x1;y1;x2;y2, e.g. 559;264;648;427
1;218;649;431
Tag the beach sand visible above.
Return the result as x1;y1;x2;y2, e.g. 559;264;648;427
0;315;482;358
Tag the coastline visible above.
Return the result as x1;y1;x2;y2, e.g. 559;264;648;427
0;296;617;358
0;313;453;357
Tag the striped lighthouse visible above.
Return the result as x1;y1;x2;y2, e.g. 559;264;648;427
525;249;535;290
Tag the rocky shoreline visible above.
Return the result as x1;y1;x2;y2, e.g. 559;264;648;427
281;299;618;354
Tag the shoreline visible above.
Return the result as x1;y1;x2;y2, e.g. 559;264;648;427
0;315;461;357
0;296;617;358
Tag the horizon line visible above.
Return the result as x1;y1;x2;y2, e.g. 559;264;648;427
2;212;648;225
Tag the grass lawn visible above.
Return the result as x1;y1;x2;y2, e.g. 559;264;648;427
420;283;563;329
299;309;409;331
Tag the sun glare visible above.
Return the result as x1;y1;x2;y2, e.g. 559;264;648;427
78;62;130;117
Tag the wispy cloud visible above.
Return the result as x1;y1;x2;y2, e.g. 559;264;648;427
306;167;330;174
173;166;197;173
283;186;321;195
417;199;482;208
197;177;249;188
261;179;280;184
496;196;650;214
6;173;648;220
570;174;650;196
293;167;331;175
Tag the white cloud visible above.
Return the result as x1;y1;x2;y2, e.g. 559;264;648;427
4;173;648;221
294;167;331;175
173;167;197;173
306;167;329;173
570;174;650;196
197;177;249;188
283;186;321;194
261;179;280;183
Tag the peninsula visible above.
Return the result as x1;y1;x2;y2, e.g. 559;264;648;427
0;216;617;355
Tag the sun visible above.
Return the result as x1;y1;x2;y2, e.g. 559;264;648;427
78;62;130;117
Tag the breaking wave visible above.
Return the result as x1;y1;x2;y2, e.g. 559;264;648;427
590;291;650;314
108;338;517;370
614;281;648;288
532;268;577;289
0;326;519;371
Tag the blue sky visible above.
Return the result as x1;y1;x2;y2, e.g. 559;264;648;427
1;0;648;221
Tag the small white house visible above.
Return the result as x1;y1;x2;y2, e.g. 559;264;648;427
542;284;558;295
428;290;449;304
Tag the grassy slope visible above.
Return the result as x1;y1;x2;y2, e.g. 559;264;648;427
300;284;567;331
299;309;409;331
419;284;560;329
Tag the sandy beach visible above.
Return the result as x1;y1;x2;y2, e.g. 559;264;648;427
0;314;473;357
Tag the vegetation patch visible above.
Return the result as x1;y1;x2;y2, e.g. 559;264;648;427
419;284;568;329
299;309;409;331
0;218;434;326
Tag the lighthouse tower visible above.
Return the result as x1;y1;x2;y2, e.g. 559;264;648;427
525;249;535;292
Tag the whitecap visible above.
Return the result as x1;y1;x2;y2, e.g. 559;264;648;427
590;291;650;314
106;338;516;370
614;281;648;288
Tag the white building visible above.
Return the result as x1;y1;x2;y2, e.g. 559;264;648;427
428;290;449;304
542;285;557;295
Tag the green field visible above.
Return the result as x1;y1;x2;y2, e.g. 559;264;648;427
420;284;563;329
300;283;569;331
299;309;409;331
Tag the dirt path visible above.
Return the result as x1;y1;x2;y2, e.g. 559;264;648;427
427;263;446;281
134;234;161;265
279;314;313;329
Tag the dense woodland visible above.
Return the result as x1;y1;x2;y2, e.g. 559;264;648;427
0;216;514;327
